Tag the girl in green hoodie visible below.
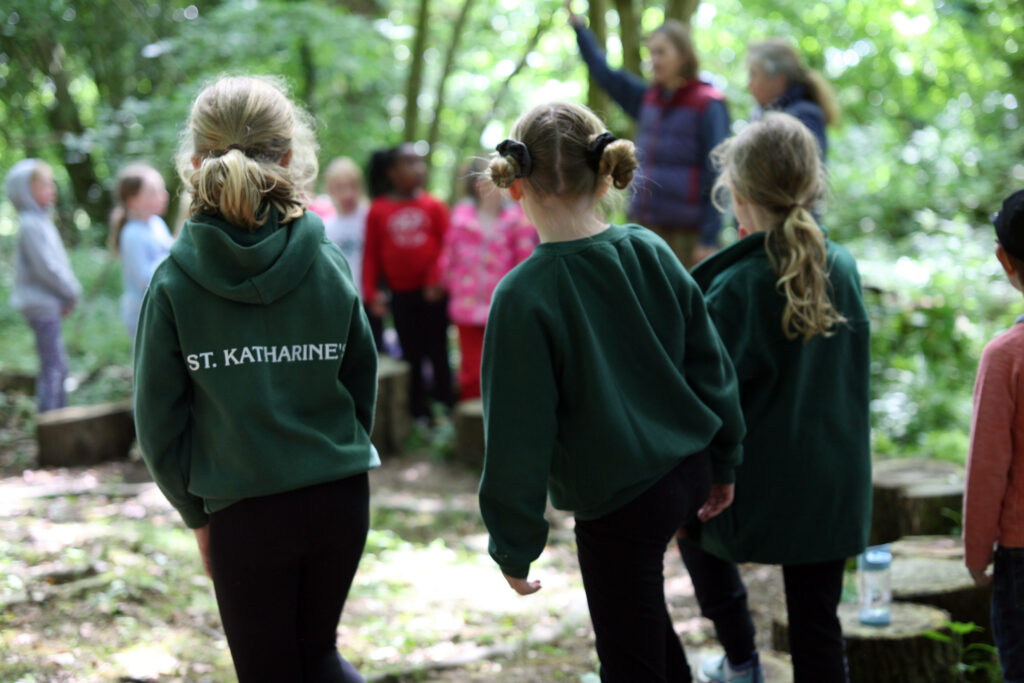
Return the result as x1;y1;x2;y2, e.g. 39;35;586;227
134;76;379;683
681;113;871;683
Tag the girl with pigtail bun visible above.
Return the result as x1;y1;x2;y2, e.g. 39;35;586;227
477;100;746;680
678;112;870;683
134;75;378;683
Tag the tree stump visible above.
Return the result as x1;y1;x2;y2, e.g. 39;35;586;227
892;556;992;641
0;370;36;394
372;357;411;456
772;602;956;683
870;458;964;545
453;399;484;468
35;401;135;467
890;535;964;561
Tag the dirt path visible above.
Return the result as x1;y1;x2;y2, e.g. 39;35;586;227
0;449;792;681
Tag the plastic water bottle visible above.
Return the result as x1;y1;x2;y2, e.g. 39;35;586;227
857;544;893;626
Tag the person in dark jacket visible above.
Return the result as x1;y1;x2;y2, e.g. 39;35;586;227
681;113;870;683
567;3;730;268
747;39;840;160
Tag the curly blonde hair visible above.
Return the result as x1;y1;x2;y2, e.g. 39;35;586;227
489;102;637;201
712;112;845;341
175;75;319;231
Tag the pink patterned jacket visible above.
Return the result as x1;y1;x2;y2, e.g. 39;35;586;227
438;200;538;326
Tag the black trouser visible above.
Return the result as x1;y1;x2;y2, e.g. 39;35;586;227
680;543;849;683
390;289;453;419
575;452;712;682
209;474;370;683
364;302;384;352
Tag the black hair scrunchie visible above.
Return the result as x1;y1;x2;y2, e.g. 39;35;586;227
586;132;618;172
496;139;533;178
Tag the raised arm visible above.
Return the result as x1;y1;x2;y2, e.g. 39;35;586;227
569;16;647;119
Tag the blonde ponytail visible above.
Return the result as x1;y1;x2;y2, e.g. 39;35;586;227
176;76;318;232
711;112;845;341
767;205;846;341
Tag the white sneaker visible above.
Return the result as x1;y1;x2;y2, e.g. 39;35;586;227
698;652;765;682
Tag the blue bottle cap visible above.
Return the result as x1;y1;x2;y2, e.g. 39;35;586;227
858;544;892;570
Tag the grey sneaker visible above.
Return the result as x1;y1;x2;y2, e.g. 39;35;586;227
698;652;765;682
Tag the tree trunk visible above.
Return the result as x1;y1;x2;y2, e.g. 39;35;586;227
403;0;432;142
613;0;641;77
299;37;317;115
17;38;107;234
870;458;964;545
372;356;412;455
424;0;477;176
773;602;957;683
453;399;484;468
892;556;993;644
586;0;610;118
665;0;700;24
446;15;553;202
36;401;135;468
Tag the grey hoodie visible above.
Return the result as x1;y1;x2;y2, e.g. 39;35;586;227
5;159;82;318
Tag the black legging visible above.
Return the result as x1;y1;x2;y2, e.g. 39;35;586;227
390;289;453;418
679;541;849;683
574;451;712;682
209;474;370;682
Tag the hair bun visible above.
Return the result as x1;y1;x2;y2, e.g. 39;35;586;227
488;156;518;189
598;139;638;190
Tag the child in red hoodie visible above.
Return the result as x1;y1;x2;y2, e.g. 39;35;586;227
363;144;453;419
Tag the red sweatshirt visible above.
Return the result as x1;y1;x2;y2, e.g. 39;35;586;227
362;193;448;302
964;320;1024;569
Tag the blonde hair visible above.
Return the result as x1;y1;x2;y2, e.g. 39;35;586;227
648;20;699;81
108;163;157;255
748;39;839;126
175;75;318;231
489;102;637;201
324;157;363;188
712;112;845;341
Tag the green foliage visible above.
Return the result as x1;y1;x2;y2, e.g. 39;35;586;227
923;621;1002;681
1;0;1023;458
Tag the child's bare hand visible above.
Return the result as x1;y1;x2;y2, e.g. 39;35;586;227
698;483;734;522
193;525;212;578
423;284;445;303
968;566;992;588
565;0;582;25
369;293;388;317
503;572;542;595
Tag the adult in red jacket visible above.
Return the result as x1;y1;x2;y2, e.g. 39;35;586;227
568;3;730;269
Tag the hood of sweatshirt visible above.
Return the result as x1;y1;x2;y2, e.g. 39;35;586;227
5;159;44;213
170;209;325;305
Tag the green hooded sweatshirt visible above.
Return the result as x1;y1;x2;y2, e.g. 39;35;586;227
134;210;379;529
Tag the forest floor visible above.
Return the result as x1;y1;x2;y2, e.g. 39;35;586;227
0;434;794;682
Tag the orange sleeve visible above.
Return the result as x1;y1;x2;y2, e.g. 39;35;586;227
963;339;1016;569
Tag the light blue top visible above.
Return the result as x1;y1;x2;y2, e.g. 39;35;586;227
120;215;174;339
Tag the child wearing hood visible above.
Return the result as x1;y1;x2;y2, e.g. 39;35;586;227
5;159;82;412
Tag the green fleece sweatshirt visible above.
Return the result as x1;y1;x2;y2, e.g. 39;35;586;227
690;231;872;564
478;223;746;578
134;209;379;529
